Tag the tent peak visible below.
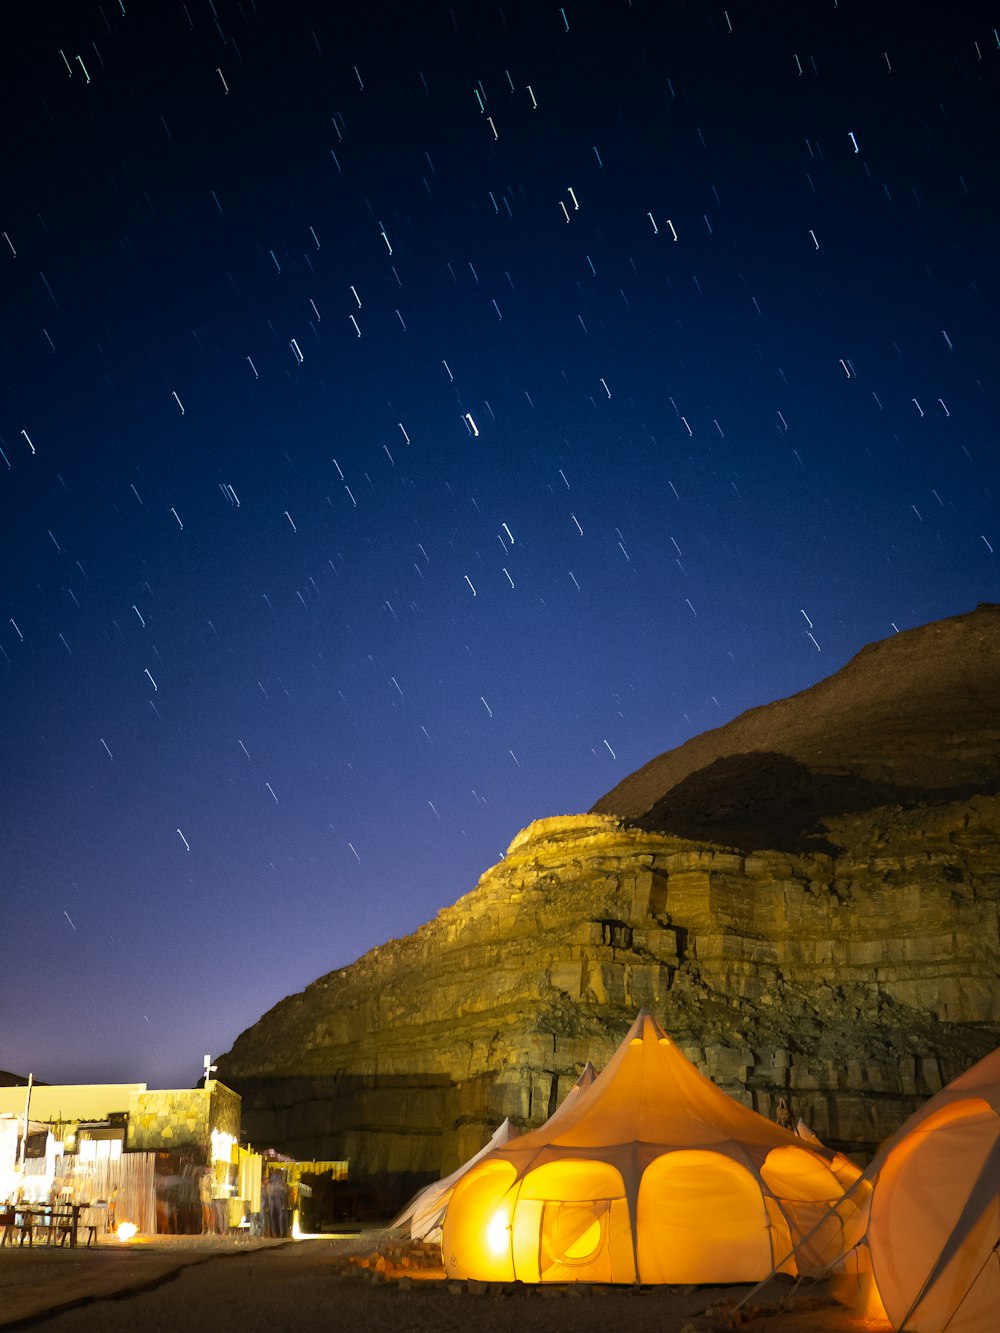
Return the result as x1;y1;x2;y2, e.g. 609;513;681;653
625;1008;673;1047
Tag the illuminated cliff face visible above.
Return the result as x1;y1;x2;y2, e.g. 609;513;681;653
218;800;1000;1178
218;607;1000;1179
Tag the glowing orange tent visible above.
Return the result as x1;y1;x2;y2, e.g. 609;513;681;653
852;1046;1000;1333
442;1010;865;1284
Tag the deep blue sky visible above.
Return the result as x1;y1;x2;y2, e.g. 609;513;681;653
2;1;997;1090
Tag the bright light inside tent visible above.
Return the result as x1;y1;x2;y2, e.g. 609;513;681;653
486;1208;510;1255
116;1222;138;1242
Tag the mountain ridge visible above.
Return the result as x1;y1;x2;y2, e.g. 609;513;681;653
592;603;1000;851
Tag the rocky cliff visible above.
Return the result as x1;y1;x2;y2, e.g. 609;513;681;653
217;606;1000;1182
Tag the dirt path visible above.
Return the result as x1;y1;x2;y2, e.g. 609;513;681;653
7;1239;891;1333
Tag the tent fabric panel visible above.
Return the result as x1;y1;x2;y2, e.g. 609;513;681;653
760;1144;871;1276
493;1141;637;1190
828;1151;868;1193
604;1198;638;1285
510;1198;544;1282
900;1200;999;1333
773;1196;867;1278
760;1145;848;1204
515;1159;634;1284
869;1108;999;1333
497;1135;762;1171
763;1196;795;1276
517;1157;626;1204
406;1180;449;1241
635;1151;773;1284
442;1159;518;1282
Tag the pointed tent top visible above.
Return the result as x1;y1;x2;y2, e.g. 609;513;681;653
506;1009;803;1160
626;1007;662;1044
623;1007;682;1049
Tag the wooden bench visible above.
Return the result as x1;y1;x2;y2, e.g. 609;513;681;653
55;1210;98;1247
57;1224;98;1246
67;1221;98;1247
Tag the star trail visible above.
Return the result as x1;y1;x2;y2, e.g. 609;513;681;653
1;1;997;1087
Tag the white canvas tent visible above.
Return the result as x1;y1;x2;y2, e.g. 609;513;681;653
443;1010;866;1284
847;1046;1000;1333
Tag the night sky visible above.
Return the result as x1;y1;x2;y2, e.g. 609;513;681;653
2;1;997;1091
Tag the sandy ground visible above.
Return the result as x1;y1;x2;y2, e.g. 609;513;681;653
0;1233;892;1333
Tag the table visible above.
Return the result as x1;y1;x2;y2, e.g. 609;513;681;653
6;1204;90;1248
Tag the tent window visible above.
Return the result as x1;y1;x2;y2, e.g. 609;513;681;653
542;1199;610;1267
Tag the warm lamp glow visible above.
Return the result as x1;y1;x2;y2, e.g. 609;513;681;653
486;1208;510;1255
834;1264;888;1321
210;1128;237;1163
117;1222;138;1242
862;1272;888;1321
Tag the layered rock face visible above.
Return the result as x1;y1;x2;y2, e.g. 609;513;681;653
218;606;1000;1180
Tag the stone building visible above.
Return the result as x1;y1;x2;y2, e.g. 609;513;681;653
0;1079;241;1161
0;1079;251;1233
